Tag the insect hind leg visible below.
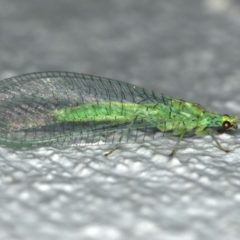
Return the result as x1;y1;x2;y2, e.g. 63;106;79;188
104;117;138;157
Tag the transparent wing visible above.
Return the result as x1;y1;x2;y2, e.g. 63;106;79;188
0;72;172;147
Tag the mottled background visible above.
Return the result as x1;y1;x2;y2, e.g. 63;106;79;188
1;0;240;239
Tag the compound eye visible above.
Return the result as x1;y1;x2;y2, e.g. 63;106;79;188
222;121;231;129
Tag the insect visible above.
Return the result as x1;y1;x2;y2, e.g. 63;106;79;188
0;71;237;156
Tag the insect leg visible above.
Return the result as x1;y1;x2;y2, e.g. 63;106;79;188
195;127;229;153
104;117;138;157
207;130;229;153
169;132;186;157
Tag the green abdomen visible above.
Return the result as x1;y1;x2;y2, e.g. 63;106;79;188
52;101;147;122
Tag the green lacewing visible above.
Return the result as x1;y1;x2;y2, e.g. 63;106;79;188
0;71;237;156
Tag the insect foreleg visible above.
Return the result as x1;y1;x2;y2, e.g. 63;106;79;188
195;128;229;153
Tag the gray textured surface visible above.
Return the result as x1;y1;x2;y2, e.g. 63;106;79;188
1;0;240;239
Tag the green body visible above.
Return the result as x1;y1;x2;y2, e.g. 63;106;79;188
53;99;237;137
53;98;237;156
